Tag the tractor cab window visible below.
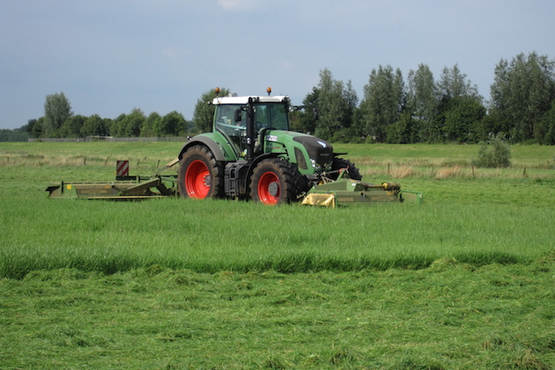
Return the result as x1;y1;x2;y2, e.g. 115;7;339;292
254;103;289;131
215;104;246;139
215;104;247;156
215;105;245;129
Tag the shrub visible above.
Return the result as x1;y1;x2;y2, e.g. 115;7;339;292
472;135;511;168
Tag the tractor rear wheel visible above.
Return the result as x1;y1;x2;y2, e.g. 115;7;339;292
250;158;303;205
178;145;223;199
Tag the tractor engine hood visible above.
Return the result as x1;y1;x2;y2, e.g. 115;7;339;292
292;135;333;170
263;130;333;174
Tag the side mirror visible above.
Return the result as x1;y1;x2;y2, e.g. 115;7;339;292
234;109;242;122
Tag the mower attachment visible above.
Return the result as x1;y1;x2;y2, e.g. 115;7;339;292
301;170;423;207
45;159;178;200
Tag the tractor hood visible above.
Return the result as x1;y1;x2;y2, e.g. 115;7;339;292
292;134;333;169
263;130;333;174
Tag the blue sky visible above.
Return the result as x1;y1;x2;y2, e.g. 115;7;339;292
1;0;554;130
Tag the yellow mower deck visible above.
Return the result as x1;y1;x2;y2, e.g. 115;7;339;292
300;171;423;207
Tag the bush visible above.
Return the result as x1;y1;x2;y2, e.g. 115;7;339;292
472;135;511;168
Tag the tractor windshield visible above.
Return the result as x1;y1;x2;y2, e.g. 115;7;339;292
254;103;289;131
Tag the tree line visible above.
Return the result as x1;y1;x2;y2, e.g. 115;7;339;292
3;51;554;144
293;52;555;145
20;96;193;140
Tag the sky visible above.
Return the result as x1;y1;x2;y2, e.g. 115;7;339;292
1;0;554;130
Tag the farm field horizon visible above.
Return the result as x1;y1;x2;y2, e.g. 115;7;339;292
1;142;554;369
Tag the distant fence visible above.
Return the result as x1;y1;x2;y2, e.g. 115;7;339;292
28;136;191;143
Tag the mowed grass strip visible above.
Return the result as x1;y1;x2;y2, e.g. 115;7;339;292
1;261;554;369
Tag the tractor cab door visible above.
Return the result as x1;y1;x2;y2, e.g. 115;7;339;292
252;103;289;155
214;104;247;158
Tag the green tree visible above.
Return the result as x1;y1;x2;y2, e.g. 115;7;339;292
541;101;555;145
386;109;417;144
193;88;230;133
294;87;320;134
407;64;438;142
314;68;358;141
60;115;87;138
436;64;483;142
26;118;42;138
34;117;46;138
109;114;127;137
80;115;109;137
489;52;555;142
121;108;145;137
141;112;161;137
159;111;186;136
437;64;480;100
0;128;28;142
442;97;486;142
358;65;404;143
43;92;73;137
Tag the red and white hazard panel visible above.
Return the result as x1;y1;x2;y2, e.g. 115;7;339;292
116;160;129;177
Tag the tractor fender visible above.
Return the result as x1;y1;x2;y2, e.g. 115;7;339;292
178;135;226;162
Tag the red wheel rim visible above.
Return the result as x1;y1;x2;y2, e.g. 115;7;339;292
257;171;280;205
185;160;210;199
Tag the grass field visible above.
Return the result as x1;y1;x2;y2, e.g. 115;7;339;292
1;142;554;369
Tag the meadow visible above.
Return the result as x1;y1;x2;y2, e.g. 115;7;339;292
1;142;554;369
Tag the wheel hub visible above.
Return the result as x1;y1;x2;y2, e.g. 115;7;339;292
268;182;279;197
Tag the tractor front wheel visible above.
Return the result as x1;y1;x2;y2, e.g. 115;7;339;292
331;157;362;180
178;145;223;199
250;158;302;205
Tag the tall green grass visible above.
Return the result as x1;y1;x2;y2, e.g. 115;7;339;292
2;142;555;369
1;142;554;278
1;196;553;279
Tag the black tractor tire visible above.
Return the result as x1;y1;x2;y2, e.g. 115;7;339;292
331;157;362;180
250;158;304;205
178;145;223;199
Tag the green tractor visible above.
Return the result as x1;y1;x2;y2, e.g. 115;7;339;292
45;87;421;205
177;88;421;206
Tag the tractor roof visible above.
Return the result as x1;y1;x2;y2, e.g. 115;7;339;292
212;95;289;105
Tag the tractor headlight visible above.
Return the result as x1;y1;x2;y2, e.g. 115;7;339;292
310;159;322;171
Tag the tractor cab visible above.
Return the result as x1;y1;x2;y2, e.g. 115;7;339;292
212;93;290;160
